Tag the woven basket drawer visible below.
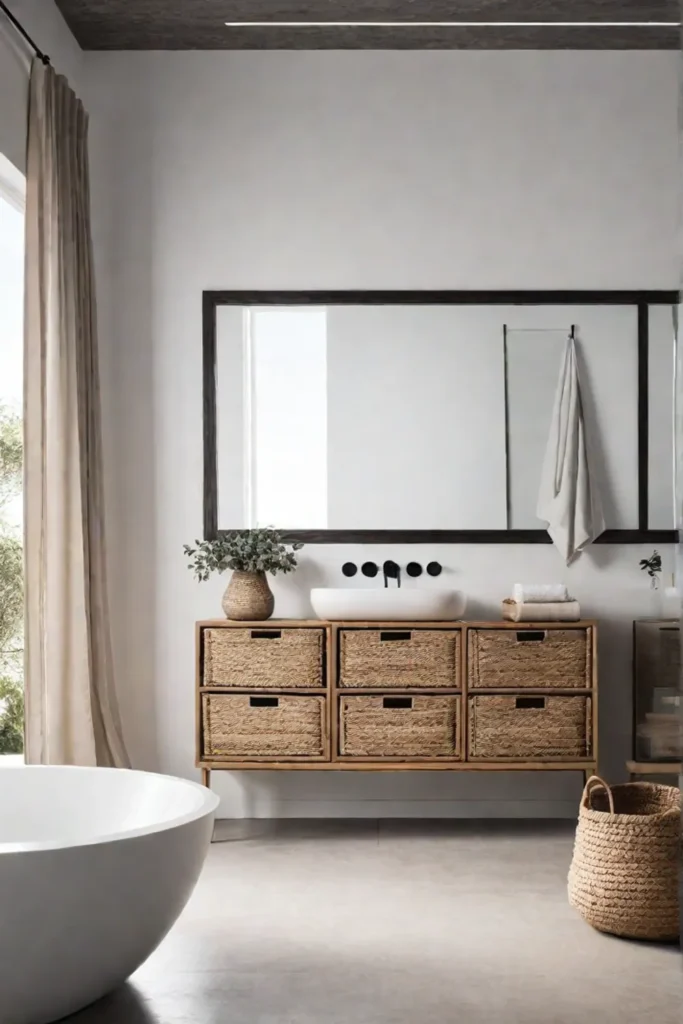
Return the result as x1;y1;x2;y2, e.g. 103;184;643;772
202;693;325;758
468;694;591;760
468;628;589;690
340;695;460;758
203;628;324;689
340;629;460;689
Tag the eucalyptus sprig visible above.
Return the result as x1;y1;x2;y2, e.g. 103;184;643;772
639;550;662;580
184;528;303;583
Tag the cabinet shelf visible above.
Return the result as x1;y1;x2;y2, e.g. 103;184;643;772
335;687;462;695
626;760;681;774
198;759;596;772
466;687;595;695
199;687;328;695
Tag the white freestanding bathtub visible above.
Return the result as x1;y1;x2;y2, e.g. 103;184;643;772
0;766;219;1024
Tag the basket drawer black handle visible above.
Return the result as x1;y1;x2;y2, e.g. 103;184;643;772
250;630;282;640
249;696;279;708
516;631;546;643
380;631;411;642
515;697;546;709
383;697;413;709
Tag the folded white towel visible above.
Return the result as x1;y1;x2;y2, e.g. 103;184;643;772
512;583;569;604
503;599;581;622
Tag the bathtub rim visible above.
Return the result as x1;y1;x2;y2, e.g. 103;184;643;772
0;765;220;855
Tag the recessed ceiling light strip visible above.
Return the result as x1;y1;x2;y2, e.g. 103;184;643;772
225;21;679;29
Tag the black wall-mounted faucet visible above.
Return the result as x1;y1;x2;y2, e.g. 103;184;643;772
383;560;401;588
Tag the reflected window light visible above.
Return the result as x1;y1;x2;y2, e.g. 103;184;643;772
245;307;328;529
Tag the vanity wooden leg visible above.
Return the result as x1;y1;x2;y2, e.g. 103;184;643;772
201;767;211;789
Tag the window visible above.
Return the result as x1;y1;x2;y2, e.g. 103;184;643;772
246;307;328;529
0;153;25;759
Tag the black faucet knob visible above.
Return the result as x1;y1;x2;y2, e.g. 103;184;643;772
361;561;379;578
342;562;357;578
406;562;422;578
426;561;442;577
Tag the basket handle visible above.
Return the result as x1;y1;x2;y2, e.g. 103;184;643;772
582;775;615;814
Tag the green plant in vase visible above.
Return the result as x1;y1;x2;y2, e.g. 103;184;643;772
639;550;663;617
640;550;662;588
184;528;303;620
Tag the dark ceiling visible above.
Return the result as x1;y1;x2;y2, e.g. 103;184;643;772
54;1;679;49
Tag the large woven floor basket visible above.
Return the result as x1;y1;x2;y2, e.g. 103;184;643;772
568;777;680;941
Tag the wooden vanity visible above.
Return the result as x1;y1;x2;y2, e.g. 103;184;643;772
196;618;598;785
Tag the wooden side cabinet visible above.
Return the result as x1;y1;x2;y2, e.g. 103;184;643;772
196;619;598;787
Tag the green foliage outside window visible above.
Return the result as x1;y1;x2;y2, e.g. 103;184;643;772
0;406;24;754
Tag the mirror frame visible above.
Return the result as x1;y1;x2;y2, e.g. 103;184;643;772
203;289;679;544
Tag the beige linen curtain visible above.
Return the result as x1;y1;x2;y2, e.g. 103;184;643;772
23;59;129;767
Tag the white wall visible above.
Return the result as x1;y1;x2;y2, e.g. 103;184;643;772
0;0;82;171
86;51;679;817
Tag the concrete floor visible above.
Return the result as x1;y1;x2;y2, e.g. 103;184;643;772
70;821;680;1024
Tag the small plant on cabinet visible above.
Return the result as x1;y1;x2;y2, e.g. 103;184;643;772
639;550;662;589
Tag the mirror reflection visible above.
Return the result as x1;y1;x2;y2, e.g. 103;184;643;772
213;301;675;534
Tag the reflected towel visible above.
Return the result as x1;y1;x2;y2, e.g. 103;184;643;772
512;583;569;604
502;599;581;622
537;337;605;564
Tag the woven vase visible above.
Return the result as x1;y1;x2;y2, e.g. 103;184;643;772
222;571;274;621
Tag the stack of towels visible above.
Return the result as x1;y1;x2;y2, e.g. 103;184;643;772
502;584;580;622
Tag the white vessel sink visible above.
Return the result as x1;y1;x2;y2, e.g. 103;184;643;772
310;588;466;621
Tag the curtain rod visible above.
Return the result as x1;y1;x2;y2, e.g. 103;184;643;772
0;0;50;64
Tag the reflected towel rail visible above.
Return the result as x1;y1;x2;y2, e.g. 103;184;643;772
505;327;576;333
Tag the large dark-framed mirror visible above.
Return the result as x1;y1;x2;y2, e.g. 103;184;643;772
203;289;679;544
